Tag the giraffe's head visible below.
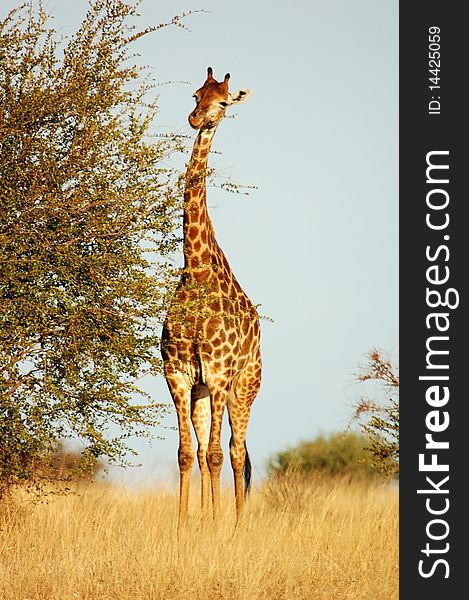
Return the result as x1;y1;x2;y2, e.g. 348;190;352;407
188;67;251;130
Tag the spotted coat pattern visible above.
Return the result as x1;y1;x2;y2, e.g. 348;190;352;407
161;69;261;525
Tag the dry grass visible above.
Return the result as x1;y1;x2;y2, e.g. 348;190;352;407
0;476;398;600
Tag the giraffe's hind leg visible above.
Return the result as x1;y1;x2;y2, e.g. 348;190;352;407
191;384;211;520
227;401;251;520
228;357;261;519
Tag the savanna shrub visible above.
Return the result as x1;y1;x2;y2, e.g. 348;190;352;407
267;432;379;481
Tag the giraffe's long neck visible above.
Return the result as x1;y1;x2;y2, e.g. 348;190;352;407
183;127;218;275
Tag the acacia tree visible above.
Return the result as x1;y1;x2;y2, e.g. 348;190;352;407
0;1;188;499
353;350;399;477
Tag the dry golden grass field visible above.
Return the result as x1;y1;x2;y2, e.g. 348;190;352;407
0;477;398;600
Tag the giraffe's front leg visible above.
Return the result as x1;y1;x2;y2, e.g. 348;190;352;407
206;385;229;523
164;372;194;529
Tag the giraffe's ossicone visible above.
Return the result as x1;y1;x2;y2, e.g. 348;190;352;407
161;67;261;526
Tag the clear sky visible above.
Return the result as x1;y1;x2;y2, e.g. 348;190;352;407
2;0;398;485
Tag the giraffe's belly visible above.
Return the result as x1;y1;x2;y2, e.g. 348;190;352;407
162;312;260;387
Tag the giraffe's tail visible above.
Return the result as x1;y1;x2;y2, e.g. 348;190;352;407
243;442;252;496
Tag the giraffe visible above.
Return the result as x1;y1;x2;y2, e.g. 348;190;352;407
161;67;261;527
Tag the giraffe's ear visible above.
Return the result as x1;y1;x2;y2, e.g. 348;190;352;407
229;88;251;104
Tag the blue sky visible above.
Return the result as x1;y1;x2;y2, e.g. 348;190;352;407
2;0;398;485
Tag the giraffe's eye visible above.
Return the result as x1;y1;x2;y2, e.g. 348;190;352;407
219;101;229;108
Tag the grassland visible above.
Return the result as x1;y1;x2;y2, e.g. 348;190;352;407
0;476;398;600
